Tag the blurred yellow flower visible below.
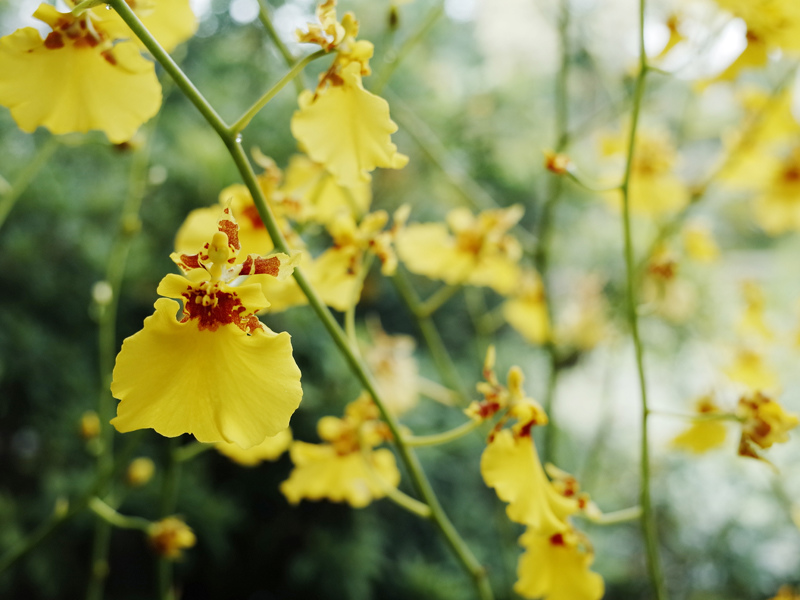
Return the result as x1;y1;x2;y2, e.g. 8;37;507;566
281;394;400;507
126;457;156;487
148;517;196;560
554;274;609;352
95;0;197;54
364;321;419;416
111;209;303;449
515;526;604;600
768;586;800;600
752;147;800;235
0;4;161;143
281;154;372;224
682;223;720;263
602;129;689;217
216;428;293;467
738;281;774;341
737;391;798;460
79;410;101;440
724;348;779;391
503;269;550;345
397;206;523;295
654;14;685;60
671;396;729;454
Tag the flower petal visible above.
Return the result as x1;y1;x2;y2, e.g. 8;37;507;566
111;298;303;448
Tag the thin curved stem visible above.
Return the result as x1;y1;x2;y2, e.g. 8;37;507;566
585;506;642;525
89;498;151;531
371;1;444;95
108;3;492;597
418;283;461;318
0;137;59;232
620;1;666;598
403;419;483;447
231;49;328;134
256;0;305;95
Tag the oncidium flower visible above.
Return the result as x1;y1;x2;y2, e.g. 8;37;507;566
503;269;550;345
601;128;689;217
0;4;161;143
682;222;720;263
111;208;303;449
738;281;774;341
292;0;408;188
281;393;400;508
724;348;779;392
396;206;523;295
704;0;800;85
364;320;419;416
737;391;798;461
671;395;729;454
752;147;800;235
216;428;293;467
470;349;579;535
148;516;196;560
515;525;604;600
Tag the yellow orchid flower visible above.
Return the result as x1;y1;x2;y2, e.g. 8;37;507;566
364;321;419;416
397;206;523;295
281;393;401;508
292;0;408;188
671;396;729;454
724;348;779;391
737;391;798;461
111;209;303;449
515;526;604;600
0;4;161;143
682;222;720;263
503;269;550;345
601;128;689;217
148;517;196;560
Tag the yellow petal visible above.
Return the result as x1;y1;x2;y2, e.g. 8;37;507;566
724;349;779;391
216;428;293;466
291;62;408;188
515;528;604;600
95;0;198;53
307;246;363;311
280;443;400;508
396;222;472;282
0;25;161;143
481;430;577;534
671;421;728;454
111;298;303;448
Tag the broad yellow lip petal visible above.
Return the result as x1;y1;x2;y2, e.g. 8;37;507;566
280;442;400;508
481;430;577;535
93;0;198;54
0;25;161;143
291;62;408;188
216;428;293;466
111;298;303;449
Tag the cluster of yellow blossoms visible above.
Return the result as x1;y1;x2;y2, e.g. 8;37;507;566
0;0;196;142
467;348;604;600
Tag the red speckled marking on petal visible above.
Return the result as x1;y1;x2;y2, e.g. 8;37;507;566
218;218;240;253
177;254;202;271
549;533;565;546
239;255;281;277
44;32;64;49
182;286;250;332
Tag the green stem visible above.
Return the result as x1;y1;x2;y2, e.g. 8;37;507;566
650;410;742;423
403;419;482;447
585;506;643;525
534;0;571;466
0;137;59;232
108;4;492;597
392;270;471;405
620;1;666;598
371;1;445;95
89;498;151;531
231;49;328;134
174;441;213;463
0;433;143;575
256;0;304;94
158;439;182;600
418;284;460;318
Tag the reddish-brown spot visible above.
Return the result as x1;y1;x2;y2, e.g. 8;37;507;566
178;254;202;271
241;204;265;230
549;533;565;546
476;400;500;419
518;421;534;438
243;255;281;276
218;219;241;252
182;288;249;332
44;32;64;49
101;50;117;66
783;166;800;183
